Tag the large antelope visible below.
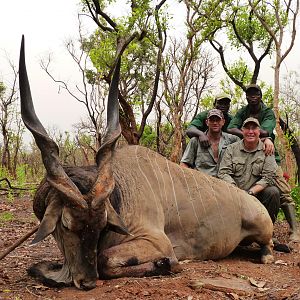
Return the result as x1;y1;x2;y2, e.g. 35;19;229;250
19;36;274;290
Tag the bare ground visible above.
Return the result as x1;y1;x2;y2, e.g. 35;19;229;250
1;195;300;300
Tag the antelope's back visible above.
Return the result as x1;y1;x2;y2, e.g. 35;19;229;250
112;145;271;260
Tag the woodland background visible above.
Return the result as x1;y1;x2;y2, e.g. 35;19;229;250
0;0;300;220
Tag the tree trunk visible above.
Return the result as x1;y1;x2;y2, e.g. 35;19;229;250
280;118;300;183
273;56;296;186
169;113;182;163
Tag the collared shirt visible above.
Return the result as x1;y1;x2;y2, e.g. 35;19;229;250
189;110;233;132
227;102;276;139
180;132;240;177
217;140;278;191
227;102;280;163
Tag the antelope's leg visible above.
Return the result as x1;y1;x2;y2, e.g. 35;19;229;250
260;240;274;264
98;236;180;279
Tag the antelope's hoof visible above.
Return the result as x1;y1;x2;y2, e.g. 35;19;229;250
261;254;274;264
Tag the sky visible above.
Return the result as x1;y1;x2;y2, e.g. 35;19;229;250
0;0;93;133
0;1;299;135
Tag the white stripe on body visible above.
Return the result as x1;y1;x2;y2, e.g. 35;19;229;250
188;169;214;243
165;158;186;234
179;167;201;225
134;146;161;214
201;173;225;258
153;152;171;228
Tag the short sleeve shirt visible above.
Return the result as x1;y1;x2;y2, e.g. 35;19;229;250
180;132;240;177
227;102;280;162
217;140;278;191
189;110;233;132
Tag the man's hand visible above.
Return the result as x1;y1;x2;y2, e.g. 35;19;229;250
262;138;275;156
198;133;210;148
180;162;190;168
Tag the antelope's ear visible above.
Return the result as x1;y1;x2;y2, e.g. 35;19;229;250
106;201;132;236
31;200;62;245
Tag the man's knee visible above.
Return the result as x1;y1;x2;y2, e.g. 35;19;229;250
261;186;280;207
265;186;280;205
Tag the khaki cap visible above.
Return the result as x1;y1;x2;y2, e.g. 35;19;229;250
245;84;262;94
215;93;231;102
242;117;260;128
207;109;224;119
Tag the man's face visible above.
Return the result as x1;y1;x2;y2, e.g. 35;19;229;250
246;88;261;106
206;116;225;133
214;99;230;114
242;123;260;143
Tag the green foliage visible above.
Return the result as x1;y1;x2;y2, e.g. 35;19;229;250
15;165;27;187
200;94;214;109
0;166;9;179
227;59;252;86
0;211;14;223
0;81;6;96
139;124;157;150
291;186;300;219
81;0;170;123
227;3;276;51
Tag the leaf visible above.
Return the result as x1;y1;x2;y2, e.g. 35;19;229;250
228;292;240;300
275;260;288;265
32;284;49;290
258;287;270;292
249;277;266;288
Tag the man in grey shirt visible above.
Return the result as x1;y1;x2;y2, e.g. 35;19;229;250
180;109;239;177
218;117;280;223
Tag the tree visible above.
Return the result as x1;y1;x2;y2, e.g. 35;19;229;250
187;0;276;90
189;0;299;180
41;17;107;152
279;71;300;181
250;0;300;183
82;0;168;144
160;38;214;162
0;60;24;177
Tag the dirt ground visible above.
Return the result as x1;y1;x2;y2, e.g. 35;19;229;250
1;195;300;300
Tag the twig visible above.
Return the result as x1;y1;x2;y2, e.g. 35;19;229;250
0;177;37;191
26;286;40;298
0;225;39;260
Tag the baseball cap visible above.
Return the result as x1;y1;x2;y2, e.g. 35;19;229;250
242;117;260;128
215;93;231;102
245;84;262;94
207;109;224;119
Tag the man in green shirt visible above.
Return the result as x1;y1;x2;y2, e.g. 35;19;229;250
186;94;233;149
181;109;239;177
227;84;300;242
218;117;280;223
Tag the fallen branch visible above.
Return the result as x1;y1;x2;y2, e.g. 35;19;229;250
190;279;253;297
0;177;37;191
0;225;39;260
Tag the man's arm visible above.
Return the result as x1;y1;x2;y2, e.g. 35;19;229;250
246;152;277;197
217;146;236;185
259;128;270;137
248;184;265;195
180;138;198;169
256;154;278;187
226;110;244;138
227;127;243;138
180;162;191;168
260;108;276;137
261;137;275;155
186;126;210;148
248;155;277;195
